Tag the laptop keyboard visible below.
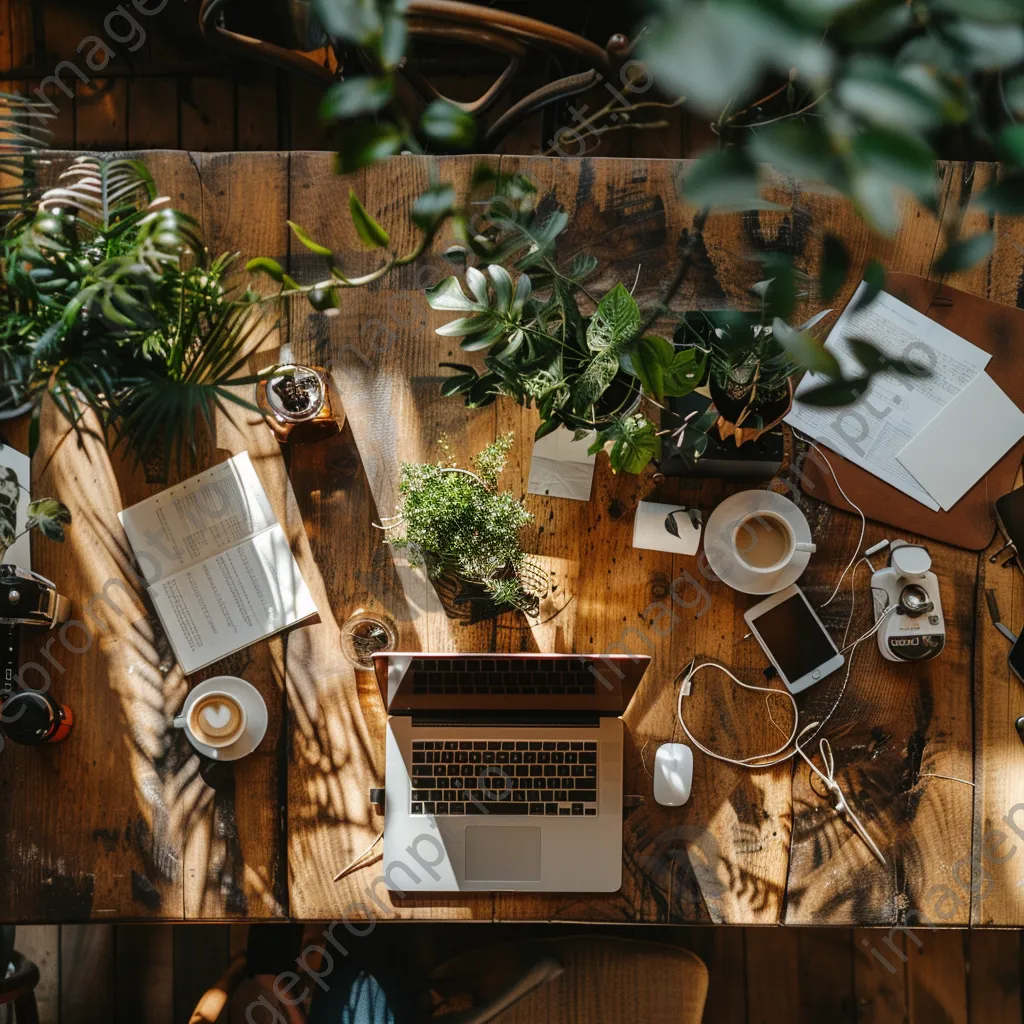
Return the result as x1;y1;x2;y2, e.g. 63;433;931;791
410;739;599;816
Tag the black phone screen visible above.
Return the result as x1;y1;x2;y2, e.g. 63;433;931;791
751;592;838;683
996;488;1024;554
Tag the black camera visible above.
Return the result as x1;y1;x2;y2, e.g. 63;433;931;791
1;564;73;744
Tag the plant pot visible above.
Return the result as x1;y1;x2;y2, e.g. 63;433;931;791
709;374;794;447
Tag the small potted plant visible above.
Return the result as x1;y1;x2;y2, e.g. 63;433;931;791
379;434;546;613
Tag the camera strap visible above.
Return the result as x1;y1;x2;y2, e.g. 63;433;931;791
1;620;19;699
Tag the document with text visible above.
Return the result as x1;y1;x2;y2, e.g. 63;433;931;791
786;283;991;510
118;453;316;674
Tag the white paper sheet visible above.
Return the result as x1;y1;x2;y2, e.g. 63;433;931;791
119;452;315;674
527;427;597;501
896;372;1024;511
0;444;31;568
786;283;992;510
632;501;702;555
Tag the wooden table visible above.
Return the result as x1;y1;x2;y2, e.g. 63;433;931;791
1;151;1022;927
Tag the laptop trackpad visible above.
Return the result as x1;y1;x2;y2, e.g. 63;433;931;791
464;826;541;882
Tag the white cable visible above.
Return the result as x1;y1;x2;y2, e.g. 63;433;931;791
676;553;875;769
799;436;867;607
333;830;383;882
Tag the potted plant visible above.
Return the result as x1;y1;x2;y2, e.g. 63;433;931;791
2;156;272;469
379;433;546;613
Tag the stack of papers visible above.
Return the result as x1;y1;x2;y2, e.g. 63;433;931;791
786;283;1024;511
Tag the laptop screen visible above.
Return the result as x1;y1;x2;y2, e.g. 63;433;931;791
373;653;650;715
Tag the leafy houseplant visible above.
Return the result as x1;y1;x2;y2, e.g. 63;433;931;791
2;156;271;468
429;173;910;474
0;464;70;562
379;434;546;612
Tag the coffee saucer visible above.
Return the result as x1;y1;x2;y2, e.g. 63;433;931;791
703;490;813;596
176;676;268;761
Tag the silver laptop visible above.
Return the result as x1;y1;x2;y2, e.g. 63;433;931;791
374;652;649;893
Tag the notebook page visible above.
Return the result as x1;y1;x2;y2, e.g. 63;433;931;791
118;452;277;581
146;523;317;674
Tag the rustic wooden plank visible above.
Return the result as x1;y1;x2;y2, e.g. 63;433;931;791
179;151;291;920
181;78;235;152
74;78;128;149
172;924;230;1023
968;930;1022;1022
287;78;331;150
286;151;499;921
746;927;799;1023
24;79;75;148
854;928;909;1024
906;930;968;1024
799;928;856;1021
127;77;179;149
60;924;115;1024
237;78;281;151
672;926;746;1024
113;924;173;1024
14;925;60;1024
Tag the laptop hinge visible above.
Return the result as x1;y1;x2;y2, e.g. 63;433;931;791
409;711;603;729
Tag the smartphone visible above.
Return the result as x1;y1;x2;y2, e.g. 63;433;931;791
744;584;845;694
1008;634;1024;684
995;487;1024;557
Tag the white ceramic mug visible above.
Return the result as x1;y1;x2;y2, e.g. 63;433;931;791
731;509;816;574
174;689;247;750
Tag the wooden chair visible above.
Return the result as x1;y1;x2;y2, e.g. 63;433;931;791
189;933;708;1023
197;0;630;150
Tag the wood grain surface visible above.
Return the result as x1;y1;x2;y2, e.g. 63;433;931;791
0;151;1021;927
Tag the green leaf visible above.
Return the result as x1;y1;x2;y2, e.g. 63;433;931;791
572;351;619;414
287;220;333;257
850;127;936;198
335;120;403;174
26;498;71;542
426;275;482;311
932;232;995;274
819;235;849;303
348;189;390;248
313;0;381;45
420;100;476;147
837;60;943;132
319;76;393;121
772;318;841;377
684;148;782;211
623;334;674;404
851;260;885;313
754;252;797;322
663;347;707;397
798;376;873;406
851;168;900;234
945;20;1024;69
973;168;1024;213
535;418;561;442
411;183;456;232
934;0;1024;20
587;282;641;352
748;120;839;184
603;414;659;475
435;316;485;337
246;256;286;283
1004;76;1024;117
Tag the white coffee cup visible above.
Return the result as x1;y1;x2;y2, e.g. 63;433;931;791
731;509;816;574
174;690;247;749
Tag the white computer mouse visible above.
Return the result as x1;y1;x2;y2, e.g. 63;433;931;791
653;742;693;806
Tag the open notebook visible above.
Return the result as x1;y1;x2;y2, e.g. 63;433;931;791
118;452;316;674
